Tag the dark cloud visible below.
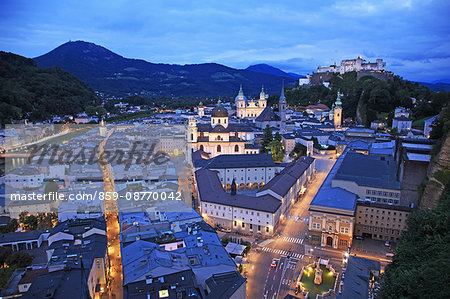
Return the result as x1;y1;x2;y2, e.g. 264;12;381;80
0;0;449;82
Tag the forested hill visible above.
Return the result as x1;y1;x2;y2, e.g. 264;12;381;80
279;72;449;127
33;41;296;98
0;52;100;124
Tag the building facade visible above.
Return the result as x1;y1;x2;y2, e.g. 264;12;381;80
187;101;259;157
196;156;315;236
235;85;267;119
354;202;411;242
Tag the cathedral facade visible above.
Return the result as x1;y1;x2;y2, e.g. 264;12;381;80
188;101;259;157
235;85;267;119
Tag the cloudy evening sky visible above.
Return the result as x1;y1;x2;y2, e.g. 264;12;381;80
1;0;449;82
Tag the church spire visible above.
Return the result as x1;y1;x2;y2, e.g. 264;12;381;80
260;85;265;99
279;80;286;103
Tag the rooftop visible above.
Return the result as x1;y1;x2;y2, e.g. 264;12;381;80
337;256;380;299
195;168;281;213
204;153;276;169
333;152;401;190
310;149;357;213
255;107;280;122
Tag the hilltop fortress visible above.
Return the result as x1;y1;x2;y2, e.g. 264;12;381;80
300;56;393;86
317;56;386;74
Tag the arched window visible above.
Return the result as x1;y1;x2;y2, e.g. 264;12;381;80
218;119;221;124
217;145;221;152
199;145;204;151
190;133;193;141
235;145;239;152
224;119;227;124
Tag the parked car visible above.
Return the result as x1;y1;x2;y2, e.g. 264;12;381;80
385;241;390;247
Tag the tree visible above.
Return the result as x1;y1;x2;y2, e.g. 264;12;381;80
0;247;12;266
19;212;28;224
5;252;33;268
36;212;57;230
0;219;19;234
23;215;38;231
274;131;282;142
95;106;107;117
85;105;96;116
269;140;285;162
290;143;307;160
260;125;273;153
376;185;450;298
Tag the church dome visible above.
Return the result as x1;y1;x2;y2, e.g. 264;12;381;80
211;105;228;117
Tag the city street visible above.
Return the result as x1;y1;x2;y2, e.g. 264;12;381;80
99;129;123;299
246;154;336;299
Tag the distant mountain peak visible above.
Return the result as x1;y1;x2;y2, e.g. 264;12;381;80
35;40;123;62
34;41;297;97
246;64;302;79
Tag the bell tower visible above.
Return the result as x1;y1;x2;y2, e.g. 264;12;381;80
188;117;197;143
279;82;287;133
334;92;343;128
258;85;267;108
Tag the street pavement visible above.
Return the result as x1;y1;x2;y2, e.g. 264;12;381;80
99;129;123;299
246;154;336;299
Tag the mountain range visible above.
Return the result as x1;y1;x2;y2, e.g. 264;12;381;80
34;41;297;98
418;81;450;92
245;64;302;79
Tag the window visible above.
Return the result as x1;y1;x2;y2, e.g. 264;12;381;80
339;239;348;246
258;225;261;231
340;227;349;234
266;227;269;232
312;222;321;229
234;221;237;227
241;222;245;228
217;145;221;152
235;145;239;152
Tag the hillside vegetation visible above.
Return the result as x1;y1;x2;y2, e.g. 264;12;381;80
279;72;449;127
0;51;100;125
377;106;450;298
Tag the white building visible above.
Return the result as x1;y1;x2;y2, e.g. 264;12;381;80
392;116;412;132
195;156;315;235
317;56;386;74
235;85;267;119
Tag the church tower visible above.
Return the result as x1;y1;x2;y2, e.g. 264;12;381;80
198;101;204;118
188;116;197;143
333;92;343;128
99;117;106;137
258;85;267;109
279;83;287;133
235;85;247;118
